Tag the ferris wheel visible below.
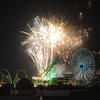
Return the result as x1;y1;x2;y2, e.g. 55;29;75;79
70;48;95;83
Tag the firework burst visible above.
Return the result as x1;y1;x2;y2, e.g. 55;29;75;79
21;16;88;77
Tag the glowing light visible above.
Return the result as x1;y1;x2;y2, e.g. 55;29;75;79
22;16;88;79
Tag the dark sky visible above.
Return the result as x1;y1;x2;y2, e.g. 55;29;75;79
0;0;100;78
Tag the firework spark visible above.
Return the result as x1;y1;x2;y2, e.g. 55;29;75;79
21;16;88;78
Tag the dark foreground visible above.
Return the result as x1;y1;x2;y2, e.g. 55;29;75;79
0;88;100;100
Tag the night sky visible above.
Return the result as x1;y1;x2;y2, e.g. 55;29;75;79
0;0;100;78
